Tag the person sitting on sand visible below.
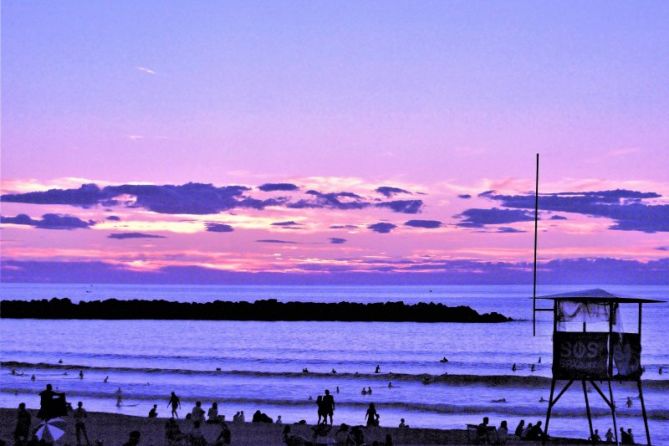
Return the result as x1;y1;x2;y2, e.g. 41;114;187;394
398;418;409;429
334;423;352;446
165;418;185;446
188;421;207;446
14;402;32;445
191;401;205;424
589;429;601;443
476;417;490;444
521;422;532;439
514;420;524;437
148;404;158;418
73;401;91;446
215;422;231;446
122;431;141;446
282;425;312;446
498;420;508;445
365;403;378;427
168;392;181;418
526;420;544;441
207;402;221;423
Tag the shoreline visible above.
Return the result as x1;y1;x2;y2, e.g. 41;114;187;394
0;408;596;445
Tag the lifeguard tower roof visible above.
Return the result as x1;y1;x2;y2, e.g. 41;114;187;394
538;288;664;304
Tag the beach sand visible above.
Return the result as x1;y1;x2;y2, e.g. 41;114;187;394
0;408;596;445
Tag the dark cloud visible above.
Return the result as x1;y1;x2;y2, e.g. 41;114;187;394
483;189;668;233
289;191;368;211
458;194;472;199
404;219;442;229
106;215;121;221
496;226;526;233
108;232;166;239
272;221;302;227
329;237;347;244
368;222;397;234
1;183;106;207
376;200;423;214
455;208;535;228
256;239;296;244
1;182;281;215
205;223;234;233
329;224;357;229
2;182;424;215
258;183;299;192
376;186;410;198
550;215;567;220
656;246;669;251
1;213;94;230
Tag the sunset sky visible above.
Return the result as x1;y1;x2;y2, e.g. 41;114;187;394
2;1;668;284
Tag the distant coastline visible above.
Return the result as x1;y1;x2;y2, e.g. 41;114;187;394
0;298;511;322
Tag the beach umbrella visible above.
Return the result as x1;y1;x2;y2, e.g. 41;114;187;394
35;417;66;443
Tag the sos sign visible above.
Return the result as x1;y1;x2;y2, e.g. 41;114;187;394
553;332;609;379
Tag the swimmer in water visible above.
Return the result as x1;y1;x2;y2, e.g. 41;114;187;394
388;382;393;388
512;363;517;372
104;376;109;383
115;387;123;407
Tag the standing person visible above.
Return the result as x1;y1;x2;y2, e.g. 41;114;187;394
38;384;65;420
514;420;525;437
73;401;91;446
115;388;123;407
79;370;84;380
365;403;378;427
207;402;220;423
322;389;335;425
315;394;324;425
605;428;614;442
13;402;32;445
168;392;181;418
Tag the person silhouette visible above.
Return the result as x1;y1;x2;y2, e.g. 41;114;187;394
322;389;335;425
168;391;181;418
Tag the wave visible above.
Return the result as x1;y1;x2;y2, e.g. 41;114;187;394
1;385;667;420
3;361;669;389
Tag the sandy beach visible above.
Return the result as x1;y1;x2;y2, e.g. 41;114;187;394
0;408;599;445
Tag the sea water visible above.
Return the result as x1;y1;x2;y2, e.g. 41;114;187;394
1;284;667;443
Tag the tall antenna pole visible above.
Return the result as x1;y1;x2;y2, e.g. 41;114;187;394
532;153;540;336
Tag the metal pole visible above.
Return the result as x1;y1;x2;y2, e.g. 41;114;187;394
532;153;540;336
637;380;651;446
608;380;619;446
545;378;556;436
582;380;594;441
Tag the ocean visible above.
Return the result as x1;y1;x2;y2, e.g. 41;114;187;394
1;284;667;443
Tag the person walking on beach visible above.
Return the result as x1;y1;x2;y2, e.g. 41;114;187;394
168;391;181;418
13;402;32;445
322;389;335;425
74;401;91;446
365;403;378;427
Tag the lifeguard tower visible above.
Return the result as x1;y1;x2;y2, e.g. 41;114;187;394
528;154;663;445
537;289;662;445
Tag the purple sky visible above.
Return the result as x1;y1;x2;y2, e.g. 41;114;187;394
2;1;668;284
